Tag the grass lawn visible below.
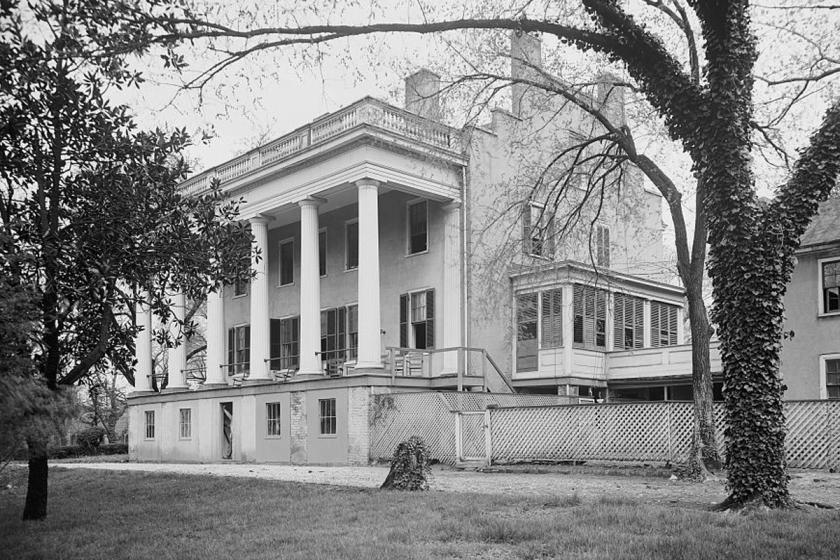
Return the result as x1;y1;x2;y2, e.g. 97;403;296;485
1;467;839;560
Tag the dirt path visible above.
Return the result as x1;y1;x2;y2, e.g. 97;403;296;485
55;462;840;508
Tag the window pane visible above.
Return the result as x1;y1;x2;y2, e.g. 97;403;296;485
516;293;538;371
319;230;327;276
409;201;428;254
279;240;294;285
346;222;358;269
826;359;840;375
319;398;336;435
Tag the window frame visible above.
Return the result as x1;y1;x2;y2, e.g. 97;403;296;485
818;257;840;317
228;323;251;375
406;199;429;256
178;408;191;440
399;289;435;349
266;402;282;437
613;292;644;350
277;237;295;287
270;316;299;371
318;398;337;436
144;410;155;440
573;284;608;350
650;301;679;348
319;228;327;277
820;353;840;400
515;292;539;372
523;201;555;260
595;224;610;268
345;219;359;271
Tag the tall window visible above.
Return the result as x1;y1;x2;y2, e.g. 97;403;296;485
347;305;359;360
319;229;327;277
319;398;337;435
573;284;607;349
346;220;359;270
144;411;155;439
233;276;248;297
278;238;294;286
595;224;610;268
516;293;538;371
523;202;554;258
822;259;840;314
650;301;679;347
825;358;840;399
266;402;282;436
614;293;644;349
179;408;191;439
270;317;299;370
541;289;563;349
407;200;428;254
400;290;435;349
321;307;347;368
227;324;250;374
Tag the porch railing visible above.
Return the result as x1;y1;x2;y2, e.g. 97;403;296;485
385;346;515;393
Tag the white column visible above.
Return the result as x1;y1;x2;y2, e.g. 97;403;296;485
298;198;323;375
356;179;383;369
442;201;462;372
248;216;271;381
133;294;153;393
204;287;226;386
166;292;188;390
643;299;652;348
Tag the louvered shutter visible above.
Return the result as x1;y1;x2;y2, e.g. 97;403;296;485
425;289;435;348
573;284;584;343
651;302;661;348
270;319;281;369
522;205;532;255
227;328;235;375
667;305;678;345
613;293;625;349
633;297;644;349
595;288;606;348
541;290;563;348
399;294;409;347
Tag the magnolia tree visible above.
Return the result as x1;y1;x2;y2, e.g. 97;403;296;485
0;1;253;520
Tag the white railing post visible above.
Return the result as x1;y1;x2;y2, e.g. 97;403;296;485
454;412;462;462
484;408;493;466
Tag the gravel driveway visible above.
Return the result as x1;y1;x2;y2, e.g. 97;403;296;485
56;462;840;509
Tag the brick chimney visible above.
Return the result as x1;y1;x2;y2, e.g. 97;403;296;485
511;31;542;116
404;69;441;121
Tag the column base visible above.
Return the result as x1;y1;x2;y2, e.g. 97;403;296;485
201;382;229;390
161;386;189;394
241;377;273;386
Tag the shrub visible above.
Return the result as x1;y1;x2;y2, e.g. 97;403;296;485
76;427;106;448
380;436;431;491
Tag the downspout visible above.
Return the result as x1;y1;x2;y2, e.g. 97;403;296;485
461;162;470;358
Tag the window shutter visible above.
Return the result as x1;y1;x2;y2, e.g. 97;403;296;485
399;294;409;347
541;290;562;348
613;293;625;350
633;297;644;349
425;289;435;348
651;302;661;348
522;204;532;255
573;284;584;343
270;319;281;369
227;328;234;374
595;288;606;348
545;216;555;258
668;305;678;345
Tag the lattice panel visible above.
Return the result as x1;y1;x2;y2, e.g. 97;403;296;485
460;413;486;460
369;392;456;464
439;392;570;411
785;401;832;469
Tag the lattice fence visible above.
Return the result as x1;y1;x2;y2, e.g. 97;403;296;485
490;401;840;469
369;394;840;469
369;392;457;463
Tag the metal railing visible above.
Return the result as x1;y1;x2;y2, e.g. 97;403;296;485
179;97;464;196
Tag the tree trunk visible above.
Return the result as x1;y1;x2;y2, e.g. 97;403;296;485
22;436;48;521
685;284;720;477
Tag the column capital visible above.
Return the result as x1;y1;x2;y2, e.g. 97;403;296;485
355;178;381;191
442;200;462;212
249;214;271;226
298;196;326;209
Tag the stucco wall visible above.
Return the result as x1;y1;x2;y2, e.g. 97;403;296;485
781;250;840;399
